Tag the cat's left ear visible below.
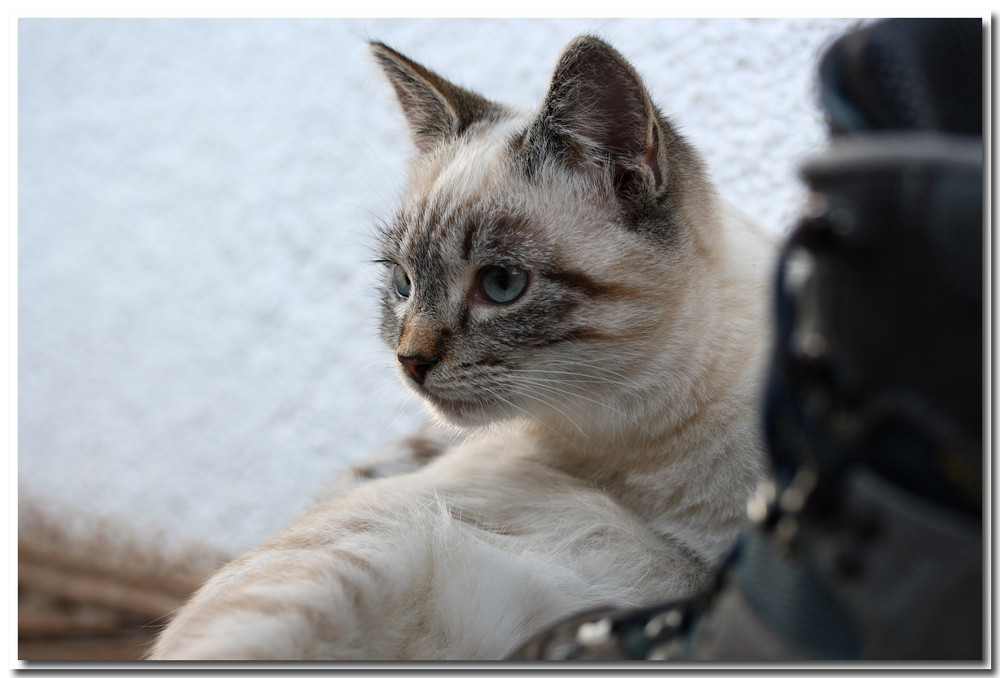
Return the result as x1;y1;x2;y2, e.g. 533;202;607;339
370;42;506;154
525;36;667;198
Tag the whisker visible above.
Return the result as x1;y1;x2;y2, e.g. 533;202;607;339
510;376;656;439
477;383;579;444
512;368;621;387
500;384;587;438
532;357;648;391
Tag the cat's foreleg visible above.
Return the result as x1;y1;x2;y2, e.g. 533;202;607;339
149;484;584;660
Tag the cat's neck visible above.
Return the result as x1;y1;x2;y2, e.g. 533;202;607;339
524;311;766;461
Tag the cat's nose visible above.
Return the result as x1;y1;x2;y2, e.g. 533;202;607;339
397;352;440;385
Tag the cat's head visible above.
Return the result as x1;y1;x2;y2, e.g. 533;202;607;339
370;35;717;429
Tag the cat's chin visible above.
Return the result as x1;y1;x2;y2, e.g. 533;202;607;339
421;393;511;429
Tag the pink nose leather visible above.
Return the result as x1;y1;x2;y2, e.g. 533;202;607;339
397;353;438;384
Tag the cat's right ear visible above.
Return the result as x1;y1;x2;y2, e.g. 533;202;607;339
370;42;504;154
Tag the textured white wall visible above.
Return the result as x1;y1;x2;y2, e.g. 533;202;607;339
18;18;860;561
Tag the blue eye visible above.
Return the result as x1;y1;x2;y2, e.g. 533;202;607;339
479;265;528;304
392;265;412;299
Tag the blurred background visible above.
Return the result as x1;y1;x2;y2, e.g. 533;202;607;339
17;17;860;659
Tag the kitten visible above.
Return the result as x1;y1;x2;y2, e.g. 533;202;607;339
150;35;774;661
